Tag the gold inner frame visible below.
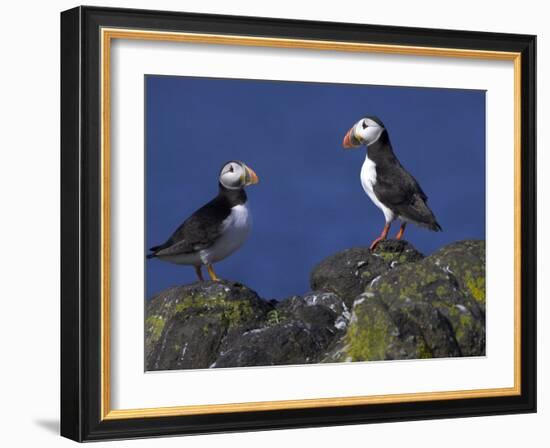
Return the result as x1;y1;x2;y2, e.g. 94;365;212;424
100;27;522;421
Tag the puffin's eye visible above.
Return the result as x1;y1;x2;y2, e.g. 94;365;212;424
362;121;368;129
227;165;234;173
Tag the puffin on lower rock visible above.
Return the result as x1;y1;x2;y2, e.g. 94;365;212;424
342;116;441;250
147;161;259;281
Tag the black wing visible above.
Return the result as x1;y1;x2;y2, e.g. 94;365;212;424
148;196;231;258
374;163;441;231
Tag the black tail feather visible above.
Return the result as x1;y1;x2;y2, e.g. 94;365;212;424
147;245;162;259
431;221;443;232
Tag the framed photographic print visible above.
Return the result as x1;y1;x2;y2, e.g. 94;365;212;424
60;6;536;442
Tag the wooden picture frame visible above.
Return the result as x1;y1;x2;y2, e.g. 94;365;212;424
61;6;536;441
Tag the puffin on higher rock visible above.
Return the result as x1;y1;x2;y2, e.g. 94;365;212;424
342;116;441;250
147;161;259;282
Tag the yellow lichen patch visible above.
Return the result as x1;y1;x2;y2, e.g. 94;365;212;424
417;339;433;359
173;295;256;328
435;285;447;297
145;315;165;343
266;309;283;326
398;282;420;300
465;272;485;303
454;312;474;342
346;304;391;361
378;282;394;295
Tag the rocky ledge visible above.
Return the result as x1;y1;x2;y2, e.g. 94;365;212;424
145;239;485;370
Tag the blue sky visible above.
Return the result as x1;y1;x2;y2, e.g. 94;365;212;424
145;75;485;300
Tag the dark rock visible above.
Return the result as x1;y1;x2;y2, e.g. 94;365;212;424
310;241;423;308
321;337;352;363
429;240;486;311
346;239;485;361
276;291;350;330
213;322;328;368
145;281;271;371
145;239;486;370
213;291;350;368
372;239;425;265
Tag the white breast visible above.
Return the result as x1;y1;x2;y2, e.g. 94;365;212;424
200;204;251;264
360;157;394;223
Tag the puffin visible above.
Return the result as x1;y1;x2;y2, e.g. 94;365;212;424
342;116;441;250
147;161;259;281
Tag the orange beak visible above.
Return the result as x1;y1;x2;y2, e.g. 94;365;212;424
342;127;359;149
244;165;259;185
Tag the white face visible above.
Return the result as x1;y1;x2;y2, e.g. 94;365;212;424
353;118;385;146
219;161;246;190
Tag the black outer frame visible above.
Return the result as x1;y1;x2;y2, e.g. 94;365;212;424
60;6;536;442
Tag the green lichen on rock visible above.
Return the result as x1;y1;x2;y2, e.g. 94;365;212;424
341;239;486;362
347;294;438;361
145;281;271;371
145;239;486;371
465;271;485;303
347;297;395;361
173;294;257;328
266;309;285;326
145;315;165;344
371;239;425;266
417;339;433;359
429;240;486;309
